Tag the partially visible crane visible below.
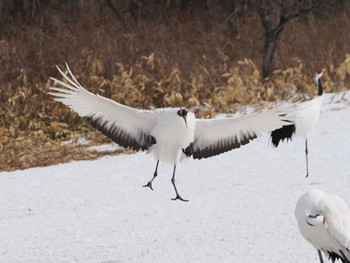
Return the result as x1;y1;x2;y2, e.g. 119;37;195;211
295;189;350;263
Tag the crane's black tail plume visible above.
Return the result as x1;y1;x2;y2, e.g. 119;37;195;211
270;124;296;147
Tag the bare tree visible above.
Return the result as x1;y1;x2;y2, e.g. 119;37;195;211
257;0;337;79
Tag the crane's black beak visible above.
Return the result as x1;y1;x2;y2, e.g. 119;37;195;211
177;107;188;129
182;116;188;129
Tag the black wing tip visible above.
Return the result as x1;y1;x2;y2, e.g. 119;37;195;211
183;146;193;158
270;124;296;147
89;117;156;152
188;134;258;160
327;250;347;263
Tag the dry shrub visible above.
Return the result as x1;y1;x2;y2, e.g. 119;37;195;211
214;58;262;112
334;54;350;85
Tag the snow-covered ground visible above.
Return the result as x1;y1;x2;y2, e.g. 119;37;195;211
1;93;350;263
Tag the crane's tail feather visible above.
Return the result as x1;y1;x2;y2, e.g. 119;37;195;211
270;123;296;147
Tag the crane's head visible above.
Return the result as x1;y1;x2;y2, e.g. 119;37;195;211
314;68;326;84
177;107;188;128
306;213;326;226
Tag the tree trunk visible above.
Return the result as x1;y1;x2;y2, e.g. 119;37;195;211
257;0;321;79
261;22;286;79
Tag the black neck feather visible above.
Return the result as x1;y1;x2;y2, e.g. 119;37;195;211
318;77;323;96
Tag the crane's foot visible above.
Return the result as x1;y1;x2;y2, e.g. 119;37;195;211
143;181;154;190
171;194;189;202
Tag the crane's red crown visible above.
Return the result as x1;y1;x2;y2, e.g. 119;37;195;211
177;107;188;117
317;68;325;74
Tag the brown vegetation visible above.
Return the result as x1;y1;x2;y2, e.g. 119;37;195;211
1;1;350;171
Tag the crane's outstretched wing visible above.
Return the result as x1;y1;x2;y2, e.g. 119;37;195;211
184;109;292;159
321;193;350;254
49;63;157;151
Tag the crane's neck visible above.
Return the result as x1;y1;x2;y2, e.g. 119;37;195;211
317;77;323;96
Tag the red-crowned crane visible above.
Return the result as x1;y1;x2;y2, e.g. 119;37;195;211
295;189;350;263
49;63;294;202
270;68;326;177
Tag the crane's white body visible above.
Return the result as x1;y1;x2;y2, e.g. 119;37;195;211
49;63;295;200
295;189;350;261
293;95;323;138
149;108;195;164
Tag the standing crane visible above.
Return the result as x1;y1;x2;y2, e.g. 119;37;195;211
295;189;350;263
270;68;326;177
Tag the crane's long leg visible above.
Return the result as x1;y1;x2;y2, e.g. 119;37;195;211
317;250;324;263
339;250;350;263
143;160;159;190
305;139;309;178
171;165;188;202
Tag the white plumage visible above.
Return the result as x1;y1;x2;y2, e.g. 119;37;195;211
295;189;350;263
293;95;323;138
49;63;294;201
270;68;326;177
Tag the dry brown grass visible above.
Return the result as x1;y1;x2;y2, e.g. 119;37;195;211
1;7;350;172
2;56;349;172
